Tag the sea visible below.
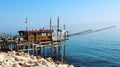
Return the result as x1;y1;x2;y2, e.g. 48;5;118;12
4;26;120;67
65;28;120;67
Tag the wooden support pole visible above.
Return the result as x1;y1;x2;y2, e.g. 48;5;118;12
42;46;45;57
36;45;38;55
28;42;29;54
58;42;60;58
58;31;62;62
47;45;50;57
54;45;57;60
32;41;34;55
33;45;34;55
51;41;53;57
38;45;41;55
39;47;41;55
23;44;25;52
63;41;66;63
0;44;1;50
64;41;66;58
0;43;2;50
46;46;48;57
16;40;18;51
59;42;62;62
51;41;56;59
11;43;12;51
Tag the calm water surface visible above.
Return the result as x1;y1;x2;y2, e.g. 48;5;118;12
65;29;120;67
7;28;120;67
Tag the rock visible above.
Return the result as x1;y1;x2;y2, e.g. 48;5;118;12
28;60;33;64
0;51;74;67
25;61;35;67
0;61;2;65
41;60;47;65
38;64;47;67
24;53;30;58
49;64;57;67
46;57;53;63
15;52;21;56
0;55;4;62
21;52;25;56
36;56;42;59
12;63;17;67
55;61;61;65
68;65;74;67
18;63;23;66
15;57;19;61
30;55;35;59
34;62;39;66
58;64;68;67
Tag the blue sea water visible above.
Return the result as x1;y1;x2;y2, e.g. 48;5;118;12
65;28;120;67
5;27;120;67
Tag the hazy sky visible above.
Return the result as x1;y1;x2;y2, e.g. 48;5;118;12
0;0;120;34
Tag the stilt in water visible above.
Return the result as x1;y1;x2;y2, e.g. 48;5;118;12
54;45;57;60
32;41;34;55
0;43;3;51
16;40;19;51
35;45;38;55
43;46;46;58
32;44;34;55
10;43;12;51
51;41;56;60
58;31;62;62
38;46;41;55
58;42;62;62
27;42;29;54
47;45;50;57
63;41;66;63
0;43;1;50
46;46;48;57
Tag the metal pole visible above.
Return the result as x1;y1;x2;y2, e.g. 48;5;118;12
25;17;28;31
57;17;59;30
64;24;66;30
50;17;52;30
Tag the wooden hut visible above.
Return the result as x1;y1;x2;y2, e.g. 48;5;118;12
18;30;53;41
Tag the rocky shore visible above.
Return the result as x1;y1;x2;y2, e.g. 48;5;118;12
0;51;74;67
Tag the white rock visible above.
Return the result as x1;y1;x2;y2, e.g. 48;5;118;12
11;62;21;67
38;64;47;67
0;55;4;62
49;64;57;67
58;64;68;67
0;52;74;67
69;65;74;67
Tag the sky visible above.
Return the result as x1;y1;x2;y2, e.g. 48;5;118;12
0;0;120;34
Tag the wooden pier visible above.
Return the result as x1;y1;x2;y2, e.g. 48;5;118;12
0;17;68;63
0;17;116;63
0;37;67;62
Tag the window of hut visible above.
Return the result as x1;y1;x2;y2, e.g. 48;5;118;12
41;33;46;36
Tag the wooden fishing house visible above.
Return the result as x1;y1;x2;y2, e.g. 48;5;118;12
18;30;53;41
